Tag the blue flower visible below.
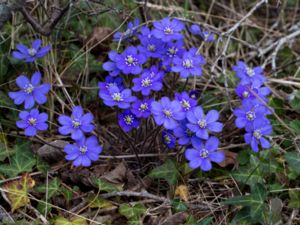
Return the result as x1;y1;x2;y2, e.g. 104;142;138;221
118;109;140;132
172;48;205;78
244;118;272;152
115;46;147;74
162;40;185;68
9;72;51;109
201;31;215;42
162;130;176;149
98;75;124;96
235;84;270;103
189;24;201;35
131;98;153;118
147;65;165;79
12;39;51;62
187;106;223;140
132;71;163;96
152;18;184;42
151;97;185;130
16;108;48;137
102;51;121;77
175;91;197;112
185;136;224;171
189;24;215;42
189;90;200;100
173;120;199;145
232;61;266;87
233;99;267;129
138;27;165;58
64;136;103;167
58;106;95;140
99;86;136;109
113;18;140;42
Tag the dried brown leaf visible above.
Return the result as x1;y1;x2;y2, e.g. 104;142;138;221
160;212;188;225
218;150;237;167
85;27;113;54
37;140;68;163
175;185;189;202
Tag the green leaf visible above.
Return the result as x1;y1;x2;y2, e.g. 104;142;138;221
223;184;267;220
36;178;61;199
0;142;35;178
230;207;252;225
288;190;300;208
36;157;50;174
171;199;188;212
284;151;300;174
289;120;300;135
197;217;214;225
0;142;14;162
88;195;113;209
289;91;300;110
148;159;179;185
119;203;146;225
94;178;122;193
37;201;52;215
53;216;87;225
61;187;73;202
231;167;263;186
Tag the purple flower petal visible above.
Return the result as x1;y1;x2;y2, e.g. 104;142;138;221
24;126;37;136
16;75;30;89
31;71;41;86
200;159;212;171
209;151;224;163
71;129;84;140
205;110;219;123
72;106;83;119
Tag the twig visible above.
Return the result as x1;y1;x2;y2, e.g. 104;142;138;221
100;190;211;210
259;23;300;57
211;0;268;72
288;209;299;225
20;0;72;36
223;0;268;36
100;190;169;202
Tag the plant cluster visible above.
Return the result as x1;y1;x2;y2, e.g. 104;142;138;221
8;17;273;172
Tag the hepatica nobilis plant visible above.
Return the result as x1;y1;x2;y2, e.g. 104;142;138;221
8;17;273;171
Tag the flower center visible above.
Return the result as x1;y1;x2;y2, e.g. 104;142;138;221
246;111;255;121
150;72;155;77
163;109;172;118
246;67;255;77
24;84;34;94
181;100;191;111
183;59;193;69
242;91;249;98
253;130;262;139
139;103;148;111
112;92;123;102
28;117;37;126
164;27;173;34
106;82;116;88
72;120;81;128
167;47;178;57
200;149;209;158
163;135;171;144
141;77;152;87
124;115;133;125
198;119;207;128
185;129;193;137
125;55;137;66
79;146;87;154
147;44;156;52
28;48;37;56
